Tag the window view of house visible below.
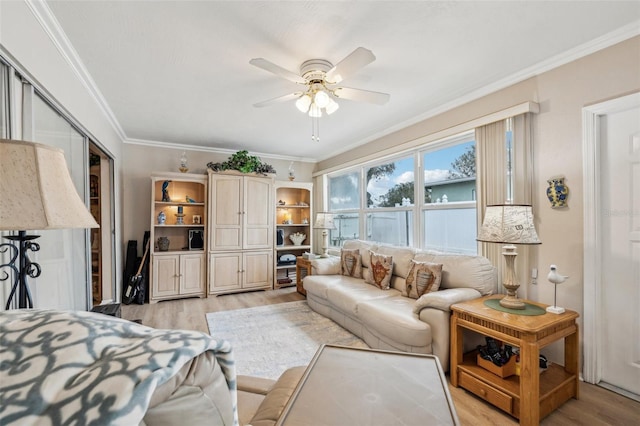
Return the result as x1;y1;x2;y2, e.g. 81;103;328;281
423;137;477;254
328;133;477;252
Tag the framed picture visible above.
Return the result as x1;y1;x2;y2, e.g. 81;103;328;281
192;215;202;224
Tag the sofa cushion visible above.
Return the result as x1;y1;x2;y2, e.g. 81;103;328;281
357;297;432;348
343;240;378;268
405;261;443;299
310;256;341;275
413;251;496;295
303;274;364;301
365;251;394;290
340;249;362;278
326;280;400;316
373;244;416;279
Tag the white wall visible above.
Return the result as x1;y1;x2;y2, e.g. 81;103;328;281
122;143;315;249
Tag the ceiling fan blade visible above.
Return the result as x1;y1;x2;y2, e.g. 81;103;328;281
333;87;390;105
249;58;306;84
325;47;376;84
253;92;302;108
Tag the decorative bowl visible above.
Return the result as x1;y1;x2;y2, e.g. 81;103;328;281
289;232;306;246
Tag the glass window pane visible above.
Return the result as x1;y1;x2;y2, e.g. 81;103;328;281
329;213;360;247
424;140;476;204
366;157;414;208
423;208;477;254
366;211;413;247
33;94;89;310
329;171;360;210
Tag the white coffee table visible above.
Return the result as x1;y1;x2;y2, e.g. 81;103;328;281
276;345;460;425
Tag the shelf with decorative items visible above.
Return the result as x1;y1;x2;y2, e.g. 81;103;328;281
274;181;313;288
89;163;101;306
150;172;207;303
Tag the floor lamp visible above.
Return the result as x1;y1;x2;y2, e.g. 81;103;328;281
314;212;336;258
477;204;541;310
0;139;99;309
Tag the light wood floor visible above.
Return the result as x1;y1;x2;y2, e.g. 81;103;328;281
122;288;640;426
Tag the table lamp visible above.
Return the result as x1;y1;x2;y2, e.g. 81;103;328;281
314;212;336;258
477;204;541;309
0;139;99;309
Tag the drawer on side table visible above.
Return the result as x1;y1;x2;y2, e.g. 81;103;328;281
459;369;513;414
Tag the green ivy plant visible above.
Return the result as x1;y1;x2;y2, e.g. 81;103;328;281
207;150;276;175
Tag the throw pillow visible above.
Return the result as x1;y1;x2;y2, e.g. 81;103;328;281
405;260;443;299
340;249;362;278
365;250;393;290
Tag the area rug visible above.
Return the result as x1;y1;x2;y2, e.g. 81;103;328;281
206;300;367;379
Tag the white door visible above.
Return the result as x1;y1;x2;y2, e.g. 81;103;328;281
599;103;640;396
584;93;640;399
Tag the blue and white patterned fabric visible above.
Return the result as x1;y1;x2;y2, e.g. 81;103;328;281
0;309;237;425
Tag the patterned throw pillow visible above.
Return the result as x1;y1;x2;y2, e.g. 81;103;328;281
365;251;393;290
341;249;362;278
405;260;443;299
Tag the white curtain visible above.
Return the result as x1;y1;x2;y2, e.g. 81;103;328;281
476;113;535;297
511;113;537;299
476;120;507;292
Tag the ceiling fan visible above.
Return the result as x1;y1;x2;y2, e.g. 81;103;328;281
249;47;390;117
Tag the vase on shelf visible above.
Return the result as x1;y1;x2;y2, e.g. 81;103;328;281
157;237;170;251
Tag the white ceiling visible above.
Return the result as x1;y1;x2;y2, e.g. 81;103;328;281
45;1;640;162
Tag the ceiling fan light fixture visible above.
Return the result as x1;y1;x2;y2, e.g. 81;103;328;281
325;98;339;115
295;94;312;112
314;90;330;109
308;103;322;118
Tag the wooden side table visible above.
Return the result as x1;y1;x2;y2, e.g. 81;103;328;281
295;256;312;296
450;296;579;425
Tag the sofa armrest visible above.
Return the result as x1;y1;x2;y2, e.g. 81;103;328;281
310;257;341;275
413;288;482;314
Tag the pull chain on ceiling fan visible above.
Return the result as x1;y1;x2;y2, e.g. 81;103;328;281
250;47;390;142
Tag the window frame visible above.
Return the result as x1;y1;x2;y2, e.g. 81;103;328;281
326;130;477;250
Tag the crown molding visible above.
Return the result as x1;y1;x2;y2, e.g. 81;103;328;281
316;20;640;162
26;0;638;162
124;137;317;163
25;0;127;141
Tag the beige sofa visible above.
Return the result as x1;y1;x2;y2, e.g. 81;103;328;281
303;240;497;372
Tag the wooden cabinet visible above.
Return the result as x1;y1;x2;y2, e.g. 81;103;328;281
274;182;312;288
208;251;273;294
209;173;273;250
149;173;207;303
208;171;274;295
152;253;205;299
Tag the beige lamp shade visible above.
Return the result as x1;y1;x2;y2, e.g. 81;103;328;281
0;139;99;230
477;204;540;245
314;212;336;230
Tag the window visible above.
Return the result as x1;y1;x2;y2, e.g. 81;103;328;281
422;135;477;254
364;156;414;245
365;157;414;208
329;170;360;211
323;112;530;255
326;132;477;252
328;172;360;246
